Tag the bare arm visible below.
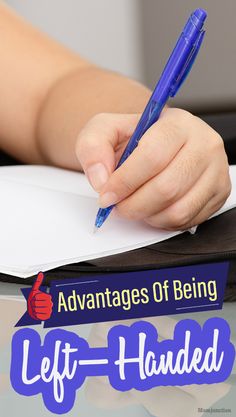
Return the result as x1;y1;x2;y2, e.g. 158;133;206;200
0;3;150;167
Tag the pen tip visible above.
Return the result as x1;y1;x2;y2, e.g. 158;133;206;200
93;226;99;234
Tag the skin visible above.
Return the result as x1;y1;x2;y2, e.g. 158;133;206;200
0;3;231;230
77;110;231;229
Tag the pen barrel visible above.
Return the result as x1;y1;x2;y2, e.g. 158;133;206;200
152;38;197;101
117;99;163;168
117;8;207;170
152;9;206;101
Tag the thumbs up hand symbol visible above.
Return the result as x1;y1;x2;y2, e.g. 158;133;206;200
27;272;53;321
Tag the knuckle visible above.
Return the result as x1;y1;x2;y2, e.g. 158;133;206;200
214;132;224;146
75;134;86;156
161;108;193;135
210;132;224;152
223;168;231;187
219;176;231;201
170;108;193;125
138;136;159;164
216;168;231;198
180;152;198;176
144;216;157;228
168;206;191;229
156;179;178;204
35;291;42;298
76;113;109;152
115;172;135;195
91;112;109;123
159;119;181;141
116;201;138;220
225;179;232;198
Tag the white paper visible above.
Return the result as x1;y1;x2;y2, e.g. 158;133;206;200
0;165;236;278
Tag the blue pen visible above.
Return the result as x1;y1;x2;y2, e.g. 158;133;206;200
94;8;207;231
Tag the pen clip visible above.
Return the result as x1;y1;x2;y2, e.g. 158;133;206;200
170;30;205;97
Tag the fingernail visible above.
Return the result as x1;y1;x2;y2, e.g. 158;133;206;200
99;192;118;208
86;163;108;191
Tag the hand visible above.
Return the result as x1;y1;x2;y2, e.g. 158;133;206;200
27;272;53;321
76;108;231;230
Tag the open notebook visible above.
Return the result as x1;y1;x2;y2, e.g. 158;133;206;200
0;165;236;278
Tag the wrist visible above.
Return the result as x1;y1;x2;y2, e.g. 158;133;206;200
36;67;151;170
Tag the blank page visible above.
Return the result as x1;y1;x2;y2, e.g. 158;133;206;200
0;165;235;278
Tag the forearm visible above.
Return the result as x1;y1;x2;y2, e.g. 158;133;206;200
0;3;151;168
0;3;151;167
0;3;91;163
36;66;151;171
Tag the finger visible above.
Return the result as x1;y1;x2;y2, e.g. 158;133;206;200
33;312;51;321
145;167;231;230
33;309;53;318
31;271;45;293
31;295;50;302
29;312;37;320
116;142;207;220
76;113;140;192
98;116;186;208
176;193;229;230
31;300;52;308
34;306;53;314
32;292;52;300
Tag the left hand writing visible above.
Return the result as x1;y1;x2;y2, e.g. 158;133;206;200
76;108;231;230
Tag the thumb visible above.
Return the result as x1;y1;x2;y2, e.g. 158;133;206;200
31;271;44;293
75;113;140;192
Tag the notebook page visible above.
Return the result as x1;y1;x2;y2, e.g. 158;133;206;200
0;175;179;277
0;165;235;278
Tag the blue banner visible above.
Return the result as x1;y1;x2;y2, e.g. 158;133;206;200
16;262;229;328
